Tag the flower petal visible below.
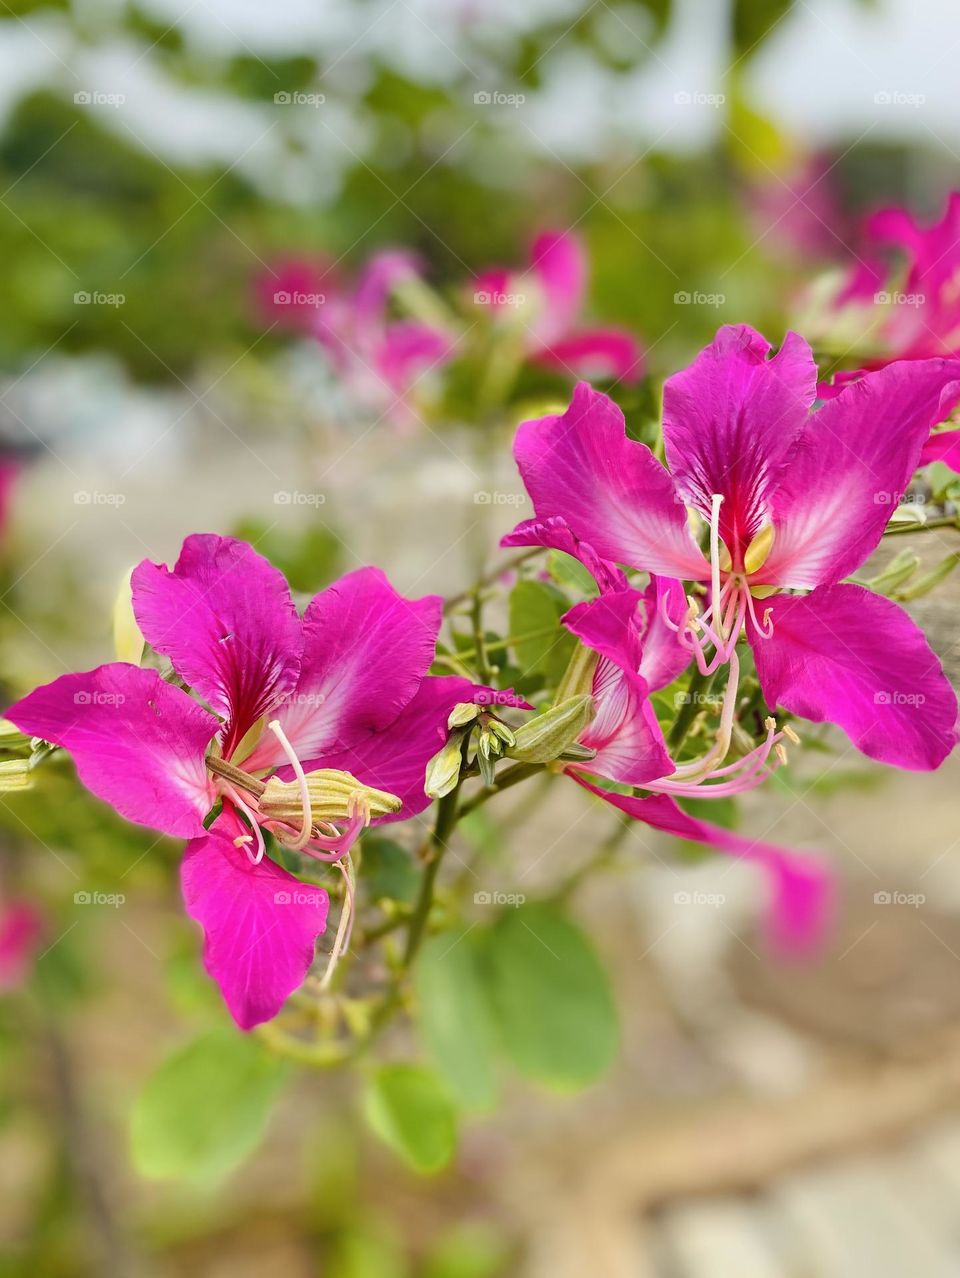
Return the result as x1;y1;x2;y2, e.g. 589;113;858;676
571;777;833;954
529;230;585;343
513;382;707;579
638;577;692;693
922;428;960;473
132;535;302;755
243;568;442;771
181;809;329;1030
317;677;528;820
0;900;43;990
761;360;960;588
563;592;672;785
535;329;644;384
750;583;958;771
6;664;217;838
662;326;818;551
501;514;628;593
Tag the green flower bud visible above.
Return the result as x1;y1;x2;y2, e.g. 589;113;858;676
260;768;401;825
425;728;468;799
447;701;480;729
506;694;595;764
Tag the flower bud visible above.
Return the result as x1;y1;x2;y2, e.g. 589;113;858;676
425;728;468;799
447;701;480;729
506;694;595;764
554;642;599;705
0;758;31;792
260;768;401;825
895;550;960;601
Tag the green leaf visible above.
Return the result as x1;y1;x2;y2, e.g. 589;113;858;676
130;1028;290;1182
364;1064;457;1174
361;836;419;905
415;930;498;1112
547;550;598;598
480;904;619;1091
508;580;574;685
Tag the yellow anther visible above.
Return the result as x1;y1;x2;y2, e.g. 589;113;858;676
744;523;776;575
783;724;801;745
775;743;789;766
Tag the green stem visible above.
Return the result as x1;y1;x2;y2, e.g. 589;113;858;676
457;761;545;819
883;516;960;536
667;666;713;752
402;770;464;967
443;548;543;614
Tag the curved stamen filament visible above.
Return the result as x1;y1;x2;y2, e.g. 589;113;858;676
222;782;267;865
709;493;725;638
744;586;775;639
319;853;356;990
268;719;313;851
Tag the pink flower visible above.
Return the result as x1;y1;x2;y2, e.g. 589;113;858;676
0;899;43;990
6;535;513;1028
817;193;960;470
504;519;832;952
473;230;644;384
258;251;455;421
507;326;960;773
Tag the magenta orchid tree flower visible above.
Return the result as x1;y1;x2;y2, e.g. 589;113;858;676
472;229;644;384
258;251;455;422
5;535;517;1029
504;515;831;951
505;325;960;777
815;194;960;471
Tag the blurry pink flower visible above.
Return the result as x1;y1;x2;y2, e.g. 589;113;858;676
472;230;644;384
817;193;960;469
747;152;850;261
0;900;43;990
258;251;455;420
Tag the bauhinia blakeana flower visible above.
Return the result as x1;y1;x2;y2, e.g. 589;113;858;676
507;325;960;773
472;229;644;384
6;535;516;1029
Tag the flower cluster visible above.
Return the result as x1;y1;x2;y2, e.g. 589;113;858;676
6;244;960;1037
256;229;644;421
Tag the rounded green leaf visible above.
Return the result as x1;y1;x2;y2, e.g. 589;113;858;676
130;1027;290;1182
415;929;498;1112
480;904;619;1091
364;1064;457;1174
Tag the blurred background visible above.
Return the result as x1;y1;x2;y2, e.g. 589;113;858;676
2;0;960;1274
